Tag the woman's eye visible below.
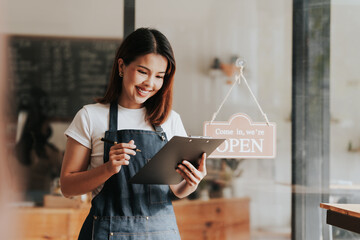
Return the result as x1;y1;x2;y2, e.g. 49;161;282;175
156;75;165;79
138;70;147;74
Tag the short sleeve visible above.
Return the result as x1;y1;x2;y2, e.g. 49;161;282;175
173;112;187;137
65;107;92;149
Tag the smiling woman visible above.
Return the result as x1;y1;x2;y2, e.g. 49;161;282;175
60;28;207;240
96;28;176;126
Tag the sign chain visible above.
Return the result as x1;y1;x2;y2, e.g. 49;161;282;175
210;62;270;126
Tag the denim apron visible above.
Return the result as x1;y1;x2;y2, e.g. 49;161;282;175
78;102;181;240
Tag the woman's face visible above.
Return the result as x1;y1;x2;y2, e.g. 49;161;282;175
118;53;167;109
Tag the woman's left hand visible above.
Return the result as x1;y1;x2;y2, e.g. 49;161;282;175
176;153;207;188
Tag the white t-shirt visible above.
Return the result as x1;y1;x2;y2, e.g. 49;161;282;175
65;103;187;196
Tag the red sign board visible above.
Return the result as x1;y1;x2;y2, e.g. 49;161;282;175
203;113;276;158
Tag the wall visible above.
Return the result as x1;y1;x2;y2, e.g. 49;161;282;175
5;0;124;37
330;0;360;189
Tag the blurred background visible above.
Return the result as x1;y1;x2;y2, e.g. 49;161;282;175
1;0;360;239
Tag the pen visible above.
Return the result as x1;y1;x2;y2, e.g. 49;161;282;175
100;137;141;152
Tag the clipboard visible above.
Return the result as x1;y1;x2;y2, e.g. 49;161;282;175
129;136;226;185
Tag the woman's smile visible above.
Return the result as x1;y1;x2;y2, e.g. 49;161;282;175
135;86;153;97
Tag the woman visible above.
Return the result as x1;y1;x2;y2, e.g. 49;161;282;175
60;28;207;239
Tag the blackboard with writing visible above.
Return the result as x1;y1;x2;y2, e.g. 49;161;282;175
8;35;120;120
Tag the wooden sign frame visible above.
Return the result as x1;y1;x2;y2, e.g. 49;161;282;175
204;113;276;158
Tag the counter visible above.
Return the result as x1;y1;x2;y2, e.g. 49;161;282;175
15;197;250;240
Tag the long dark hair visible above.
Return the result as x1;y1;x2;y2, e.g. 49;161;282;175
97;28;176;125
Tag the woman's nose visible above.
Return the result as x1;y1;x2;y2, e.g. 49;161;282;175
143;75;155;86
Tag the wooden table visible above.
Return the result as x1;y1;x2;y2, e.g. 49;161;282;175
15;197;250;240
320;203;360;234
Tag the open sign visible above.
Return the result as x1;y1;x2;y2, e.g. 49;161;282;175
203;113;276;158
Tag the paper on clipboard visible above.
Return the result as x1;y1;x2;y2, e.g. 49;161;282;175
129;136;225;185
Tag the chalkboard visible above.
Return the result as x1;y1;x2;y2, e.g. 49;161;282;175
8;35;121;120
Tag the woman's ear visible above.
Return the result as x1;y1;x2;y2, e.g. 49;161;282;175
118;58;125;74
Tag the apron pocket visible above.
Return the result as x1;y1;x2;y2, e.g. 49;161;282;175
92;216;110;240
110;230;179;240
109;216;180;240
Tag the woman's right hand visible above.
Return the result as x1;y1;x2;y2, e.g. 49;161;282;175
106;140;137;175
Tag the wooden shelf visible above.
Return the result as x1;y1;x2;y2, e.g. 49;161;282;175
14;207;89;240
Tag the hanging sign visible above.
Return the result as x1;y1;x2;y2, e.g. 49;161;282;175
203;113;276;158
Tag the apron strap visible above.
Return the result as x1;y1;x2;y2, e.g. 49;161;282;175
153;125;163;133
109;101;118;131
153;124;166;141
